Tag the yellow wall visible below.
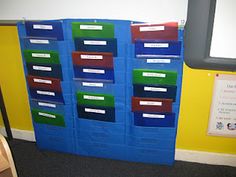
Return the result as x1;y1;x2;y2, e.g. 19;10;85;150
0;26;33;131
0;26;235;154
176;65;236;154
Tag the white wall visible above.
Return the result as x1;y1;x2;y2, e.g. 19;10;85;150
0;0;188;22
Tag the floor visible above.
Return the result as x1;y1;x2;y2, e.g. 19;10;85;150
7;139;236;177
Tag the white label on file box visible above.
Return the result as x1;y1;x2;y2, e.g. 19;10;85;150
85;108;105;114
33;78;52;84
144;43;169;48
32;66;52;71
82;82;104;87
33;24;53;30
38;102;56;108
146;59;171;63
139;101;162;106
142;72;166;78
83;69;105;74
144;86;167;92
81;55;103;60
38;112;56;118
143;113;165;119
36;90;55;96
84;40;107;45
29;39;49;44
139;26;165;32
83;95;104;100
32;53;51;58
80;25;103;30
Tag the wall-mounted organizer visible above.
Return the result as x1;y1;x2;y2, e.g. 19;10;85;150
18;20;184;165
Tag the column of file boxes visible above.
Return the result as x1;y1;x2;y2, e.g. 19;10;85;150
18;21;75;153
68;20;129;159
18;19;184;165
126;22;184;164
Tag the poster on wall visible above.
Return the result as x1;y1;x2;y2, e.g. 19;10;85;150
208;74;236;137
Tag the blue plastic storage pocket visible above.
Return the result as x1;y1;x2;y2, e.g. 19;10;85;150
34;133;75;154
127;57;183;72
133;84;177;101
25;21;64;40
135;40;181;58
133;112;175;127
30;99;73;116
76;130;125;145
74;38;117;57
128;125;177;138
73;66;114;83
77;105;115;122
76;119;125;134
30;100;65;114
22;37;68;56
26;63;63;80
126;146;175;165
29;88;64;103
126;135;175;149
33;116;73;137
76;140;125;160
23;37;58;51
74;81;125;98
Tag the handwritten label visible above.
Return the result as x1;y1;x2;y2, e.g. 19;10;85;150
83;69;105;74
32;53;50;58
144;43;169;48
80;25;103;30
38;102;56;108
29;39;49;44
142;72;166;78
38;112;56;118
85;108;105;114
139;101;162;106
146;59;171;63
36;90;55;96
143;113;165;119
81;55;103;60
83;95;104;100
84;40;107;45
33;78;52;84
32;66;52;71
144;86;167;92
140;26;165;32
33;24;53;30
82;82;104;87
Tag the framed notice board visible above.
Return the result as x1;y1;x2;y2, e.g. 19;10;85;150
208;74;236;137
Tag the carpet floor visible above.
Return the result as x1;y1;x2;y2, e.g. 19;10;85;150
7;139;236;177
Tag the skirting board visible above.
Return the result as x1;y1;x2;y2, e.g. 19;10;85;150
0;127;235;167
0;127;35;142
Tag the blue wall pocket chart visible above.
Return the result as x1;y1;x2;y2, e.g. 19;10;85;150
18;19;184;165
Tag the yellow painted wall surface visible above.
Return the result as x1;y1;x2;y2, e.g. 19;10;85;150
0;26;33;131
0;26;235;154
176;65;236;154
